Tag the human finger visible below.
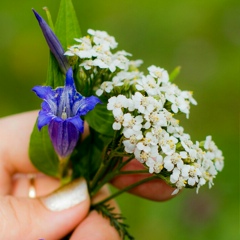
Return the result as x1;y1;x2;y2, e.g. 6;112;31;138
0;178;90;239
70;186;121;240
0;111;89;195
111;159;176;201
0;111;38;195
10;173;60;197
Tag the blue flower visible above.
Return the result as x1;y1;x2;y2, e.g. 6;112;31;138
33;68;101;159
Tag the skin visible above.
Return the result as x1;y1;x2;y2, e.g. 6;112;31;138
0;111;175;239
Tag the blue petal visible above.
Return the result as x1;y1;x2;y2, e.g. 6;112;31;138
48;119;80;158
37;110;54;130
41;101;51;112
68;116;84;133
74;96;102;116
33;86;58;114
32;86;54;100
56;68;80;118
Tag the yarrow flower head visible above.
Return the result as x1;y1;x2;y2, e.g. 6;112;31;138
63;28;223;195
32;68;101;160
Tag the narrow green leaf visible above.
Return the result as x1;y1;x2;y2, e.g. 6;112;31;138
43;7;55;31
85;103;115;137
29;123;60;178
169;66;181;82
46;52;65;87
55;0;82;50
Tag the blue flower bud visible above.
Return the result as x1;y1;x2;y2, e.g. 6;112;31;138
32;9;70;74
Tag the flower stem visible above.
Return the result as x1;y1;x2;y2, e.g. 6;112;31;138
92;175;158;207
118;169;149;175
59;156;71;185
90;162;109;192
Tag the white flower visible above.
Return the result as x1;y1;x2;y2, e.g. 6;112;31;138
80;60;94;70
151;125;164;139
113;111;124;130
159;132;178;155
123;129;143;153
128;59;143;69
203;136;224;172
123;114;143;131
164;152;186;172
171;176;187;195
134;149;150;163
112;50;131;70
88;29;118;49
163;83;196;118
148;65;169;83
181;91;197;105
107;95;129;116
146;154;164;174
214;149;224;171
181;165;202;186
65;37;93;58
96;81;114;96
132;93;156;115
92;53;118;72
136;75;160;96
136;132;158;153
145;111;167;127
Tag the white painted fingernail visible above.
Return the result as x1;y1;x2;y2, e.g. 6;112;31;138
41;178;88;211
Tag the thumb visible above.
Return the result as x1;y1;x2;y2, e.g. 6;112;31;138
0;178;90;239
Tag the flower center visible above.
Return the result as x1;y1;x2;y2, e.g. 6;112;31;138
61;106;68;120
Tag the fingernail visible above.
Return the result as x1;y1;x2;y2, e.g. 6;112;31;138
41;178;88;211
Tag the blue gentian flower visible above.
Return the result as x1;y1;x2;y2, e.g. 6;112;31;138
32;9;69;74
33;68;101;159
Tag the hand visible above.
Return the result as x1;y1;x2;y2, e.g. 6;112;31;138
0;111;174;239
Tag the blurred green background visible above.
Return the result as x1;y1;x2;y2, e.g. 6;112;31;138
0;0;239;239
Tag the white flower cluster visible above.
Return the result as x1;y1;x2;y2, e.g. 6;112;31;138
65;29;224;194
107;92;224;194
65;29;131;73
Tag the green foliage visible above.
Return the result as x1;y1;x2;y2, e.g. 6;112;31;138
71;133;102;182
94;203;134;240
85;103;115;137
169;66;181;82
46;52;65;88
55;0;82;50
29;123;60;177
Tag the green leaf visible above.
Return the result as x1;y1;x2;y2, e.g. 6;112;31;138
55;0;82;50
85;103;115;137
29;122;60;178
71;134;102;182
169;66;181;82
46;52;65;88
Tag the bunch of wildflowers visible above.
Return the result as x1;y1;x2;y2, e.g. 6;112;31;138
30;5;224;239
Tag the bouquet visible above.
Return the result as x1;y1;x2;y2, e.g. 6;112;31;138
29;1;224;239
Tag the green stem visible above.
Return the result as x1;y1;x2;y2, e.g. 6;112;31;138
59;156;71;186
118;170;149;175
90;162;108;192
118;155;135;168
90;131;123;192
90;155;136;196
92;175;158;207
